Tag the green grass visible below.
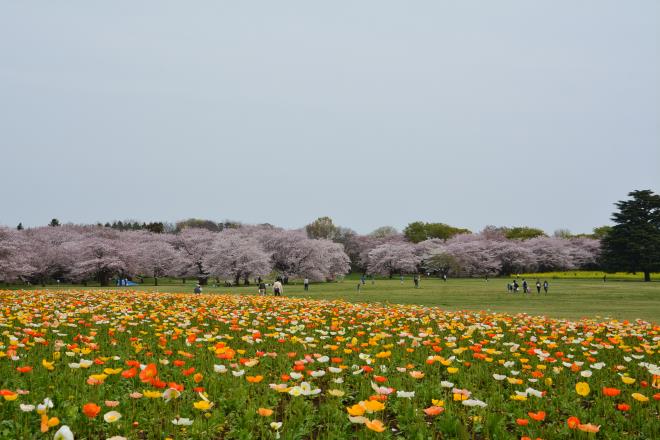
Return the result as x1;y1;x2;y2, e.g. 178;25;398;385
516;270;660;280
9;276;660;322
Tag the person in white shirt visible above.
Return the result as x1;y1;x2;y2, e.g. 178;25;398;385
273;280;283;296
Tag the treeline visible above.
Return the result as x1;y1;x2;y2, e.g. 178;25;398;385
4;189;656;284
0;218;601;286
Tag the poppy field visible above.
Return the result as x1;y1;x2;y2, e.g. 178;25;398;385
0;290;658;439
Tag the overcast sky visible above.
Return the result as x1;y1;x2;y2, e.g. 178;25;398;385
1;1;658;234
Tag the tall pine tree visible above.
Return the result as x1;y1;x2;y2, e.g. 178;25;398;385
601;190;660;281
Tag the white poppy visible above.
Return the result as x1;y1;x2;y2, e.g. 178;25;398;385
53;426;74;440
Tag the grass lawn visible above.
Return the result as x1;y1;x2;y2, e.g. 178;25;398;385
9;276;660;322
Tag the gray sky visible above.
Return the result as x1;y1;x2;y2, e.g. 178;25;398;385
1;1;658;234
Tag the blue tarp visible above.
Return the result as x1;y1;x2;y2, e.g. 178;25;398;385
116;279;138;286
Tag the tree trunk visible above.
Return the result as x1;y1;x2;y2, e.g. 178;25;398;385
182;278;186;283
644;270;651;282
154;277;158;286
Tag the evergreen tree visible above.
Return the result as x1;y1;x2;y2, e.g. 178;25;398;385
16;222;23;230
601;190;660;281
49;218;60;227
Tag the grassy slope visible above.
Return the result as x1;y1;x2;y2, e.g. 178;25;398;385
9;277;659;322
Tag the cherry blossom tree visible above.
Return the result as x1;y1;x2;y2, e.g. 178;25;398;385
23;226;79;285
566;237;601;269
168;228;218;284
525;237;575;272
206;231;272;285
68;228;126;286
255;228;349;281
443;239;501;277
0;227;33;282
124;231;178;285
367;243;421;277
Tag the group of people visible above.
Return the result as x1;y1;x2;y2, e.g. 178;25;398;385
193;275;291;297
256;275;286;296
507;278;549;294
193;275;550;296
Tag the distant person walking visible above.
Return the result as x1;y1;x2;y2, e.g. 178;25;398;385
543;280;549;294
357;282;361;292
400;275;404;284
536;280;541;294
273;280;283;297
522;279;528;294
603;274;607;283
413;275;420;289
258;281;267;296
513;279;519;293
360;275;366;285
194;283;202;294
443;274;447;282
303;278;309;291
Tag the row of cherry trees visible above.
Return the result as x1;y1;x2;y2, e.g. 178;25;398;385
364;233;600;278
0;225;350;285
0;223;600;284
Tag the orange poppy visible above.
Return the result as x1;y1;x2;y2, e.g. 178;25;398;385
617;403;630;411
528;411;545;422
246;375;263;383
168;382;184;391
139;363;158;383
40;414;59;433
516;418;529;426
577;423;600;433
602;387;621;397
257;408;274;417
423;406;444;416
566;416;580;429
121;368;137;379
